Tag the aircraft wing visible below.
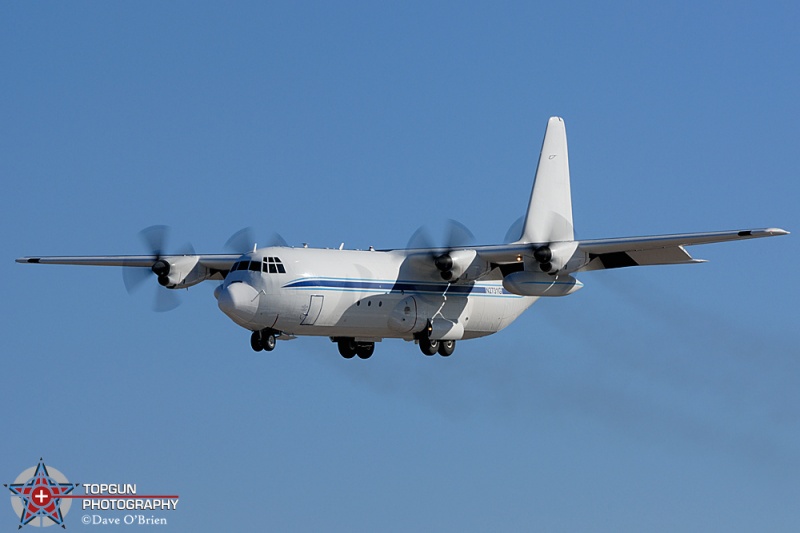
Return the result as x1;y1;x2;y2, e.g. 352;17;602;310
474;227;789;271
15;254;240;270
574;227;789;271
15;254;241;289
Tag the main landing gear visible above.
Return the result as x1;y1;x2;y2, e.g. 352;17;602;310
250;329;277;352
250;333;453;358
336;338;375;360
418;337;456;357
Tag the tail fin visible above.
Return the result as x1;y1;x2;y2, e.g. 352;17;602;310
518;116;574;244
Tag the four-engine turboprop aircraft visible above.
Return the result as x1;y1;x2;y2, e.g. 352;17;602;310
17;117;788;359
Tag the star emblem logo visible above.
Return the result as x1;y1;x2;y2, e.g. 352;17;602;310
5;459;77;529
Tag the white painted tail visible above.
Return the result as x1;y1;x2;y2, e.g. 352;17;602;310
517;117;574;244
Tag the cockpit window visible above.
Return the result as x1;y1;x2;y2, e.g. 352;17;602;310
262;257;286;274
248;261;262;272
235;261;250;271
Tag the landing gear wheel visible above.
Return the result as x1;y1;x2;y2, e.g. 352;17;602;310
420;337;439;356
356;342;375;360
438;340;455;357
338;338;357;359
263;333;276;352
250;331;263;352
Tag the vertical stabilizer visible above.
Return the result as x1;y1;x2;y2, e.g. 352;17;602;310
518;117;574;244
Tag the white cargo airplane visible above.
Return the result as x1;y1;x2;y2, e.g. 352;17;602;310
17;117;788;358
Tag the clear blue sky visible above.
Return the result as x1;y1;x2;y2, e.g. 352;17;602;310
2;2;798;531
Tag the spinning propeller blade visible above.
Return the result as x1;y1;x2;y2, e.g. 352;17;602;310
225;227;289;254
122;225;193;312
406;219;476;281
406;219;475;251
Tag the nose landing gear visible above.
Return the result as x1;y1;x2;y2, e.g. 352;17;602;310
250;329;277;352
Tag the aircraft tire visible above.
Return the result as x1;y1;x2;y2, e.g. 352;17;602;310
338;338;357;359
420;337;439;356
438;340;455;357
263;334;276;352
356;342;375;359
250;331;263;352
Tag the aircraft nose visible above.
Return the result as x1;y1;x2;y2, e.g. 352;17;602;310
217;282;260;326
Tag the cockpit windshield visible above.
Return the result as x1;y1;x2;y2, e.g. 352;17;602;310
263;257;286;274
229;257;285;274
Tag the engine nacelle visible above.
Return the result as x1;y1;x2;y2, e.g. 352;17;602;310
152;256;205;289
532;242;589;275
502;271;583;297
434;249;489;282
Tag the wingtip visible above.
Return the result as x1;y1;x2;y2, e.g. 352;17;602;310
766;228;790;236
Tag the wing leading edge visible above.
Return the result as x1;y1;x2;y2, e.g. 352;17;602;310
15;254;241;289
15;254;240;270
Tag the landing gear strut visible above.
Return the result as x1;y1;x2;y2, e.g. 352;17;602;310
250;329;277;352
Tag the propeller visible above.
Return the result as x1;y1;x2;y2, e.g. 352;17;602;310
536;211;578;274
504;216;525;243
406;219;475;250
407;219;476;281
122;225;194;312
508;211;576;274
224;226;288;254
533;244;553;273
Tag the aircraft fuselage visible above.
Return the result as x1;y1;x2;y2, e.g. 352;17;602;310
216;247;536;344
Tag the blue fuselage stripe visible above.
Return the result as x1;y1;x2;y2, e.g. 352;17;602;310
282;278;516;297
